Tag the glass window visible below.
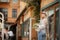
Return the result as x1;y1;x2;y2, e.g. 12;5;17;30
21;18;30;38
12;9;17;18
12;0;18;3
2;9;8;18
0;8;8;20
0;0;9;2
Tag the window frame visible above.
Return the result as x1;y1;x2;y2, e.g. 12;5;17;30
12;9;17;18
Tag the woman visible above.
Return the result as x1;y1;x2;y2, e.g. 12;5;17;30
37;13;48;40
8;30;14;40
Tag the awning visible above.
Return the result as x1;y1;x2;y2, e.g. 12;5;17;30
41;1;58;11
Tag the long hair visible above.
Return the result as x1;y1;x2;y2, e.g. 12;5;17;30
42;13;47;16
41;12;47;19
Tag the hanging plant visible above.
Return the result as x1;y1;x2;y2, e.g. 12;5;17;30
22;0;40;23
29;0;40;23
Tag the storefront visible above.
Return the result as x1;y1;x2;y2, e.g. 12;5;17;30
41;1;59;40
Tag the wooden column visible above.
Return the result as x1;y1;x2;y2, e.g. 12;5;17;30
54;7;56;40
22;15;24;22
17;18;20;40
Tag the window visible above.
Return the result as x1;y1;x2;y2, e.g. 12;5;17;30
12;9;17;18
0;0;9;2
2;9;8;18
21;18;30;38
12;0;18;3
0;8;8;20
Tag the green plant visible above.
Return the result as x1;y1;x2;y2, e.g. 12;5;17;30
29;0;40;23
22;0;40;23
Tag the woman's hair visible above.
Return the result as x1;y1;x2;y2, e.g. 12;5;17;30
42;13;47;16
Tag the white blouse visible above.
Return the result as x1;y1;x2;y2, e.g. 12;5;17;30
36;18;48;33
39;18;47;29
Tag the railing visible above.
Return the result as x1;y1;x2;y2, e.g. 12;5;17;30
0;0;9;2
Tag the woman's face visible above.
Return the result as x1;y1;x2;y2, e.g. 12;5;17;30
41;14;46;19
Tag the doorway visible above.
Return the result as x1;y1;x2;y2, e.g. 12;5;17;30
10;24;17;40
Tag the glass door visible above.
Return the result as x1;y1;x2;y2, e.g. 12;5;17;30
48;14;54;40
46;9;55;40
55;10;60;40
